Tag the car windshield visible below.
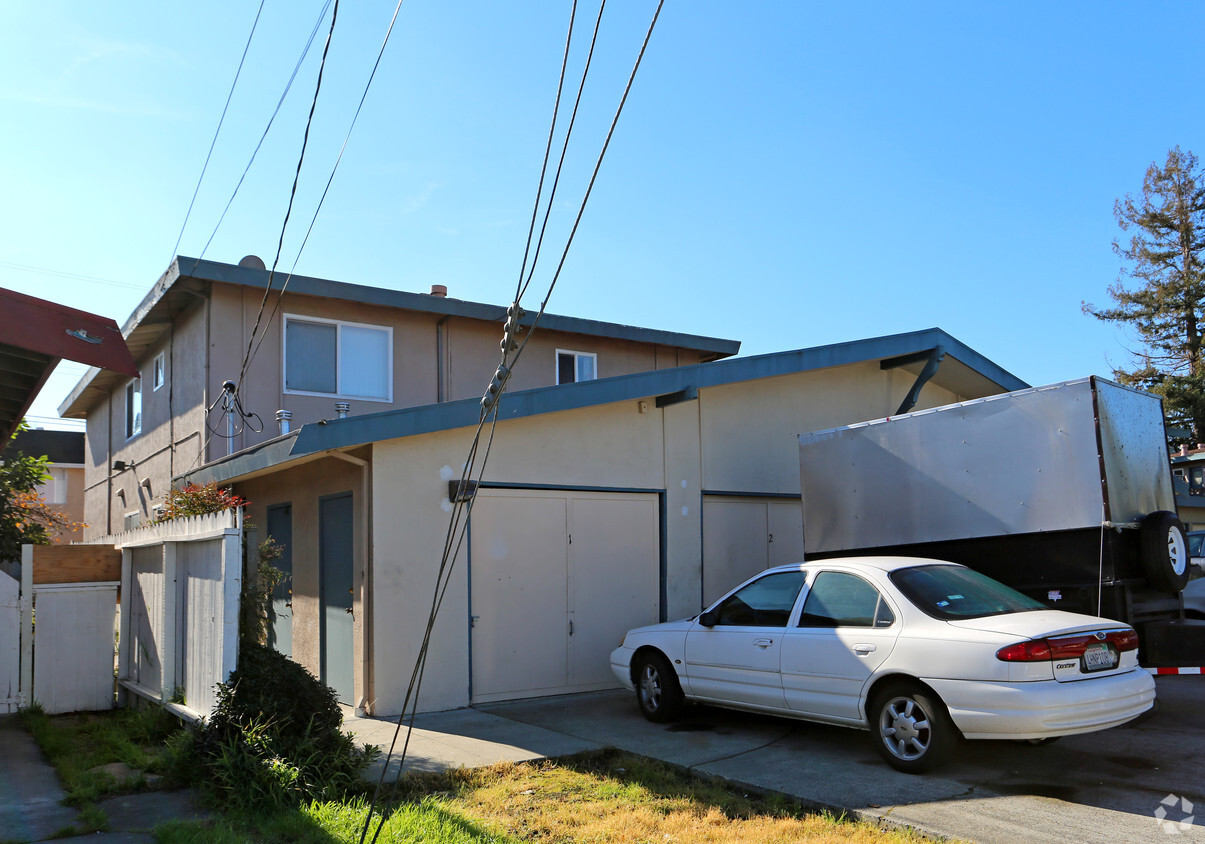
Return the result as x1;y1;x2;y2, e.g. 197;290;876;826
889;564;1046;620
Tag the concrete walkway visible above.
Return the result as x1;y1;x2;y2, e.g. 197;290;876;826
0;716;210;844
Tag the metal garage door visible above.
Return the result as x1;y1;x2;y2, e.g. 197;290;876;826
702;495;804;607
469;489;660;704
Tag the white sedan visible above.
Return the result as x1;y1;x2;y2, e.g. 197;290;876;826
610;557;1156;773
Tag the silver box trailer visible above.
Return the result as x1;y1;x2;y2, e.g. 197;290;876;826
799;377;1202;661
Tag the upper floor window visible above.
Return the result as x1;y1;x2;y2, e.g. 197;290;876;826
37;466;68;505
125;376;142;439
284;315;392;402
557;349;597;385
152;352;165;392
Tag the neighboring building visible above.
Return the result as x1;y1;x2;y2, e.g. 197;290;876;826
1;428;86;544
1172;447;1205;530
58;256;741;537
182;328;1027;716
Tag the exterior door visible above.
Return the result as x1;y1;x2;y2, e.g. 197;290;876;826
470;489;660;703
319;493;355;703
266;503;293;658
780;570;900;722
702;496;804;607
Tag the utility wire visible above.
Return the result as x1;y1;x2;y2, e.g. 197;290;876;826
234;0;340;401
193;0;335;265
241;0;412;381
167;0;266;270
357;3;666;841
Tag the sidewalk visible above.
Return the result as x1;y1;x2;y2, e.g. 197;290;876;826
0;716;210;844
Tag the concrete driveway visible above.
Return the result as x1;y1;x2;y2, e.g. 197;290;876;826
477;675;1205;844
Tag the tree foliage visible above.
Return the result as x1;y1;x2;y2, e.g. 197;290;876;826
1;424;79;562
1084;146;1205;444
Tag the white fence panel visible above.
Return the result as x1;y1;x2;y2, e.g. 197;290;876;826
128;546;165;694
108;510;241;720
32;583;119;715
1;573;19;714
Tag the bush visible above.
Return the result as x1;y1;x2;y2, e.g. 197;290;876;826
185;644;376;811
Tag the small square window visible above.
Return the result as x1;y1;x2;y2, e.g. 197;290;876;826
152;352;165;392
556;350;597;385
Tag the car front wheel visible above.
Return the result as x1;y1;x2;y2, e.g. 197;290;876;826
634;651;684;723
869;682;958;773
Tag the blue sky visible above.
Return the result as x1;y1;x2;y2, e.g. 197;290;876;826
3;1;1202;424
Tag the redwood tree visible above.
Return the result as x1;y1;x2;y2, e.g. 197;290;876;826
1085;147;1205;444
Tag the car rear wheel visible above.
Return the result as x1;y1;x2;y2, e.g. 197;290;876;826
634;651;683;723
1140;511;1190;593
869;682;958;773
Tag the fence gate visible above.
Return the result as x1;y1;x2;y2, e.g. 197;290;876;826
1;573;19;714
19;545;121;715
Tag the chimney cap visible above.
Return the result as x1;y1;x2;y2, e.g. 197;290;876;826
429;284;448;298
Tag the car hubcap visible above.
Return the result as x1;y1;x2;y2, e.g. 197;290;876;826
1168;529;1188;576
880;696;931;761
639;665;662;711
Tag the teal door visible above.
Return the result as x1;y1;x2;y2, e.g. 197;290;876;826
266;503;293;658
319;493;355;703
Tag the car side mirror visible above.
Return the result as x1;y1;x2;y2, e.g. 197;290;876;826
698;609;718;628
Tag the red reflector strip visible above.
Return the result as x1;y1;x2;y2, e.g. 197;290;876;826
1147;667;1204;675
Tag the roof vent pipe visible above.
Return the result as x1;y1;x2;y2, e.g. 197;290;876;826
430;284;447;297
276;409;293;435
335;402;350;419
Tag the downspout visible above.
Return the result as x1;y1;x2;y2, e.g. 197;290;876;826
325;449;372;715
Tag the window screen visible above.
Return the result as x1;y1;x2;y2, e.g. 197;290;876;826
286;320;338;394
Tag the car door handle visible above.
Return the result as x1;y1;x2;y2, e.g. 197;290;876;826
852;643;876;655
754;638;774;649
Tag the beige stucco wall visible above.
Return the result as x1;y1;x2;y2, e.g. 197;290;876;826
82;302;209;537
236;451;369;706
361;361;985;715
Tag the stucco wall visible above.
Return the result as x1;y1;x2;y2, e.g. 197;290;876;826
237;452;369;706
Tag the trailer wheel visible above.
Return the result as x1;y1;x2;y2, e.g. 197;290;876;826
1140;511;1190;593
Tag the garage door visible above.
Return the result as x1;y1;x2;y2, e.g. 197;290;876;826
470;489;661;704
702;495;804;607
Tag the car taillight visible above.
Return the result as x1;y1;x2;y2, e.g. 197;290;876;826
996;640;1052;662
996;628;1139;662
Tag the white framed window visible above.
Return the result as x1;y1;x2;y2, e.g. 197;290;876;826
36;466;69;505
125;376;142;439
556;349;597;385
152;352;165;392
283;314;393;402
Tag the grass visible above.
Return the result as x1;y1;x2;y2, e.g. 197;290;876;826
20;709;948;844
155;750;940;844
18;702;184;836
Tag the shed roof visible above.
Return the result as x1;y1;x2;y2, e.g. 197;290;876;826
182;327;1028;487
59;256;741;417
0;287;137;441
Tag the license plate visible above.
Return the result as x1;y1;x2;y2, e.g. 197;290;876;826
1081;643;1118;672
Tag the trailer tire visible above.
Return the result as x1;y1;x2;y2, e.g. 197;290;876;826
1140;511;1190;593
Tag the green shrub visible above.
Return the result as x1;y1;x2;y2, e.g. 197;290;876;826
188;644;376;811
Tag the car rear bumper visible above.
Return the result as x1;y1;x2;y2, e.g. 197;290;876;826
926;668;1156;740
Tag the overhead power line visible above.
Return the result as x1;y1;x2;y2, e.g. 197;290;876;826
166;0;266;270
358;4;666;842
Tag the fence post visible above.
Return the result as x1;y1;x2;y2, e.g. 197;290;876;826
19;545;33;709
116;548;132;705
161;542;177;705
220;527;241;684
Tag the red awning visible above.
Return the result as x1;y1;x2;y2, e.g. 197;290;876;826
0;286;137;441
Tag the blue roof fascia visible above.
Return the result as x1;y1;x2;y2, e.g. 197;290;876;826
176;432;301;487
289;327;1028;458
176;257;740;356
